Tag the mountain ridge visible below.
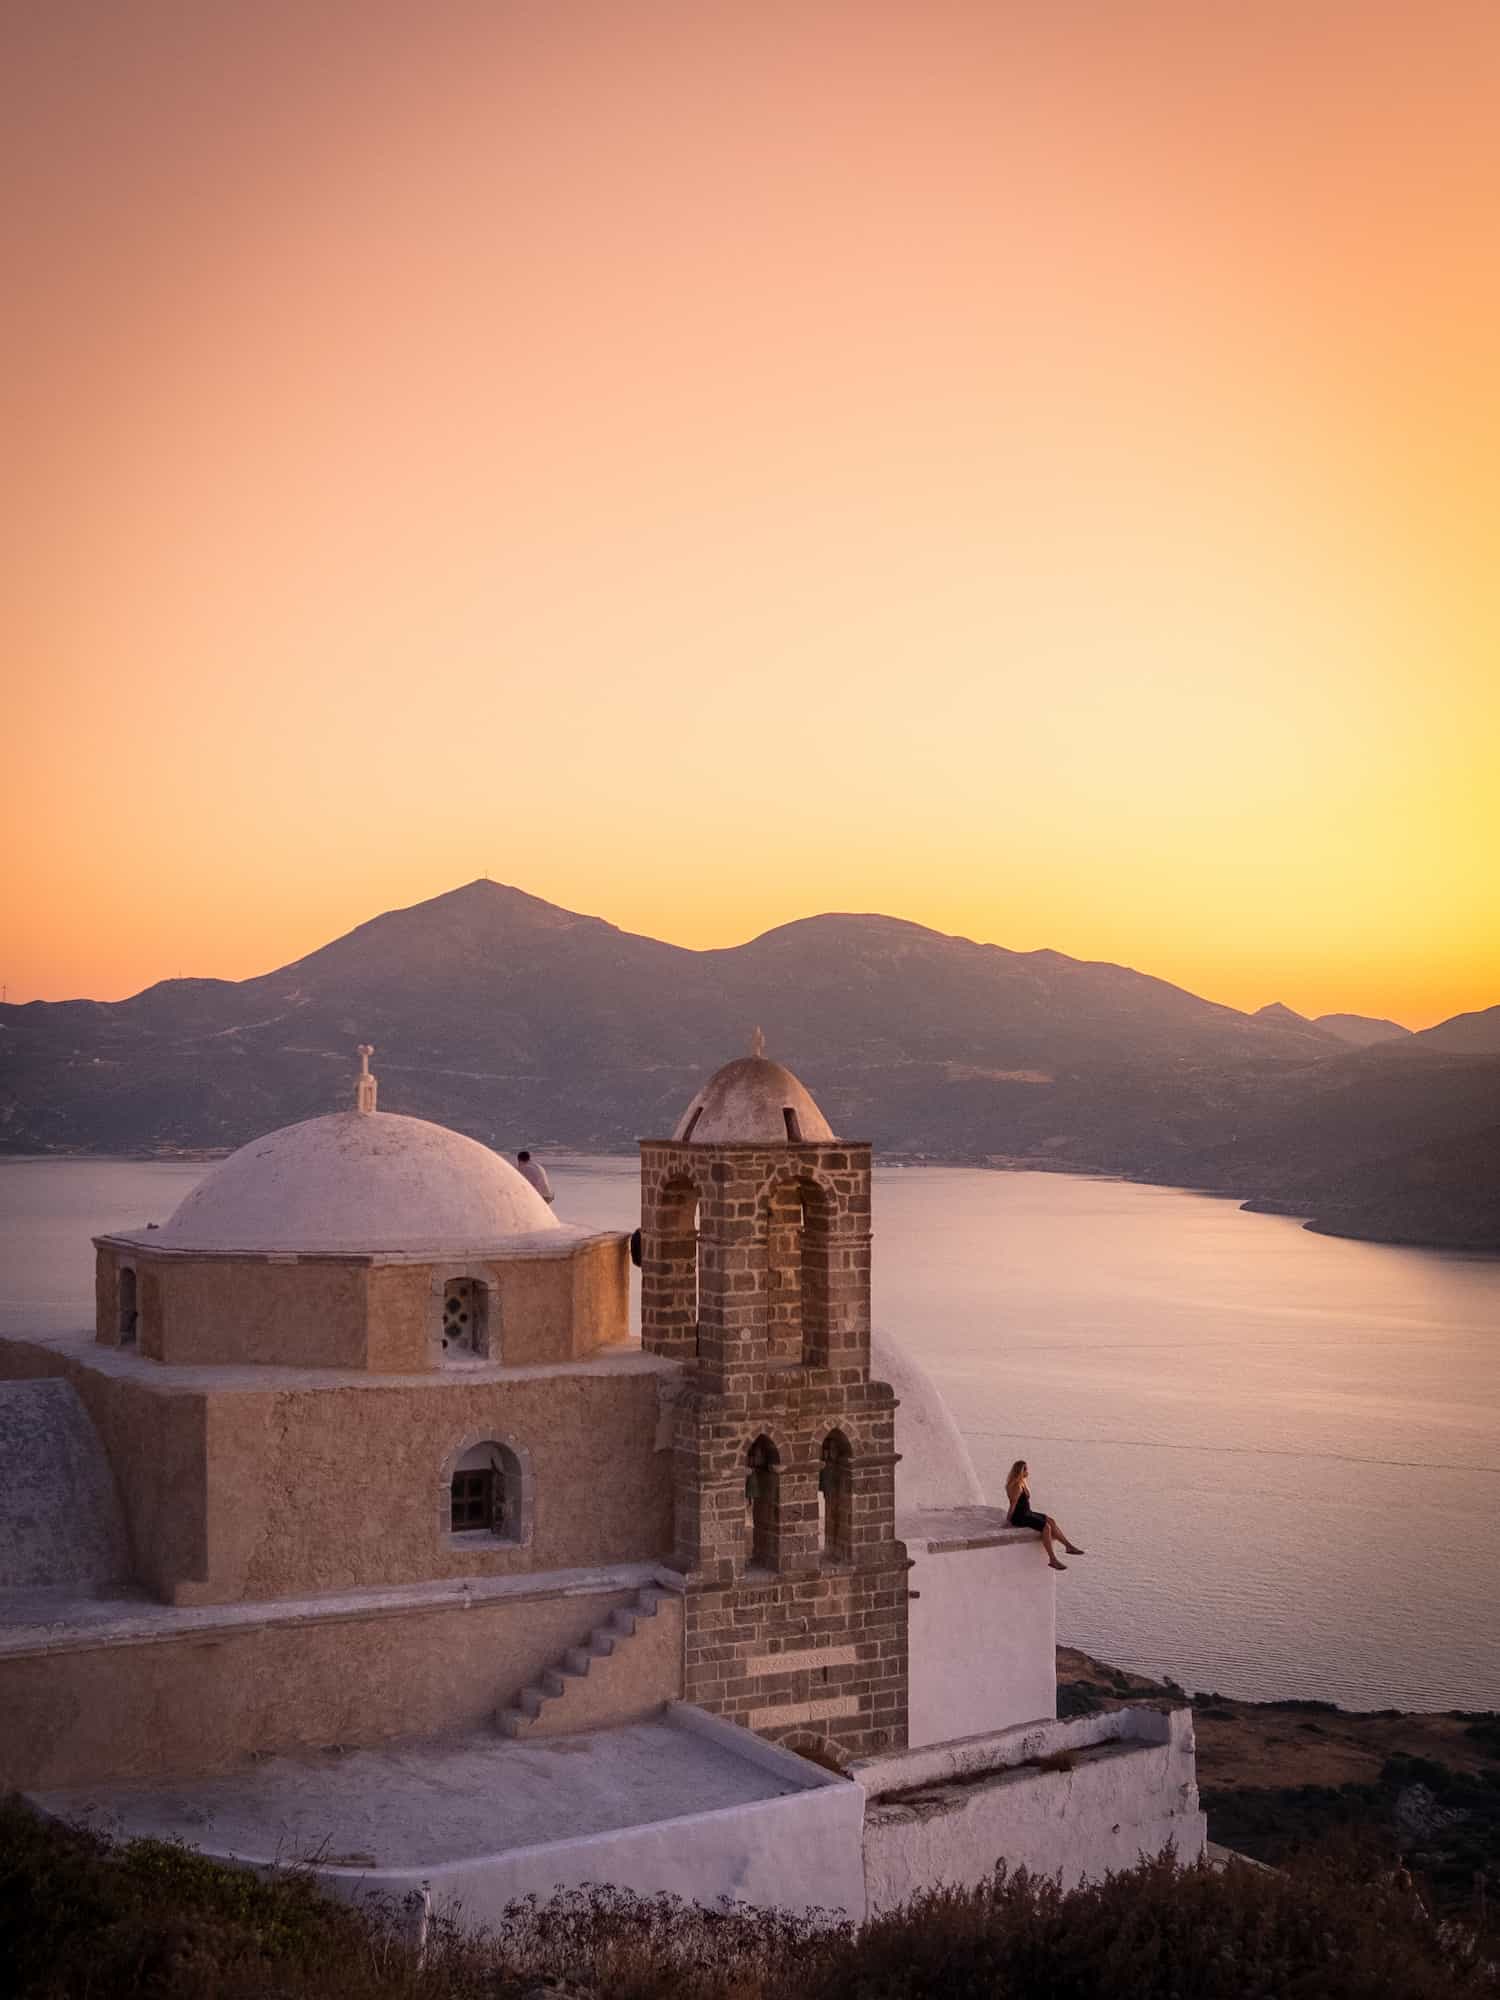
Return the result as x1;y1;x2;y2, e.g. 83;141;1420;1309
2;880;1496;1248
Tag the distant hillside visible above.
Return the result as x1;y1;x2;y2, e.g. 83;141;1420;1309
1294;1124;1500;1252
1415;1003;1500;1056
1;880;1496;1251
1314;1013;1413;1048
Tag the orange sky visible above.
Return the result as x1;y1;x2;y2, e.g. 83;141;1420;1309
4;1;1497;1026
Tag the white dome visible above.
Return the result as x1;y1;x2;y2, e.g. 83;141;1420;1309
153;1111;561;1254
673;1055;834;1146
872;1329;985;1511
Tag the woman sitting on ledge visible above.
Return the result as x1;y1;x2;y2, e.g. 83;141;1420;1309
1005;1459;1085;1572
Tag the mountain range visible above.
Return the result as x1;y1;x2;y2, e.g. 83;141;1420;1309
3;880;1497;1249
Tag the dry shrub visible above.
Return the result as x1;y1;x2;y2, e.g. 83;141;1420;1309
3;1796;1491;2000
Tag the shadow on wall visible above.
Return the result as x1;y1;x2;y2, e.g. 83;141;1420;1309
0;1380;128;1589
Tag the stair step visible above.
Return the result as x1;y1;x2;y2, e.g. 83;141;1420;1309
499;1590;661;1743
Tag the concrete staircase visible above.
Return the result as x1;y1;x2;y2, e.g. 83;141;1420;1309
496;1585;672;1740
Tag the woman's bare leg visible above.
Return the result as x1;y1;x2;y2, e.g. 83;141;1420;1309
1042;1522;1067;1571
1046;1515;1085;1556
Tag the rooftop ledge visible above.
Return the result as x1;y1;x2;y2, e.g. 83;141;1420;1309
0;1558;689;1660
94;1224;625;1263
0;1329;680;1394
897;1504;1036;1553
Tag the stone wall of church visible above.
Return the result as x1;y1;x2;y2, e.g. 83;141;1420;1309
186;1362;675;1603
93;1234;630;1373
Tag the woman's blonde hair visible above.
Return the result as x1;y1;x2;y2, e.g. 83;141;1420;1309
1006;1459;1027;1488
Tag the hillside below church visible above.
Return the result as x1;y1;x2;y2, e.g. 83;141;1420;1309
2;880;1497;1249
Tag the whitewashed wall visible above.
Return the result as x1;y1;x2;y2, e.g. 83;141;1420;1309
904;1518;1056;1746
856;1706;1206;1911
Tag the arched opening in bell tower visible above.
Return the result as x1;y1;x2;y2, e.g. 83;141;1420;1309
654;1176;701;1355
745;1434;782;1569
819;1429;853;1561
765;1175;833;1366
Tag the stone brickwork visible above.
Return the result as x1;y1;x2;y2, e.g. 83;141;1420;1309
640;1135;909;1758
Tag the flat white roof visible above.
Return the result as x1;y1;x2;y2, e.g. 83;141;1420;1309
32;1714;830;1870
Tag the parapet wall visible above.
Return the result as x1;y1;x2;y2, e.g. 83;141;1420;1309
855;1706;1207;1909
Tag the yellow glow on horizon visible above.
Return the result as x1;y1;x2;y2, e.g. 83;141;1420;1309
3;2;1497;1030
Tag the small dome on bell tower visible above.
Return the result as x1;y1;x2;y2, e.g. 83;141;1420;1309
672;1030;834;1145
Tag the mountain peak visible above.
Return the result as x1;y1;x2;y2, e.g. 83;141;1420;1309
1314;1012;1413;1048
1254;1001;1310;1026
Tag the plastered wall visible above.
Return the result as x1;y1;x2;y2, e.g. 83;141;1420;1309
905;1531;1056;1746
0;1588;683;1791
191;1366;675;1603
0;1336;675;1604
93;1234;630;1373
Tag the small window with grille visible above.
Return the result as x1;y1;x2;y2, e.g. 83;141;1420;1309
448;1440;522;1540
450;1466;498;1534
440;1277;490;1360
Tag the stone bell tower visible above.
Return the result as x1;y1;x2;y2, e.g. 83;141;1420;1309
640;1033;909;1758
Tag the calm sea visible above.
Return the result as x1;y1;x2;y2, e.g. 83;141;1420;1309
3;1154;1497;1712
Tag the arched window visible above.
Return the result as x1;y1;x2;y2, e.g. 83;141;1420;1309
819;1430;853;1561
117;1267;138;1347
439;1276;492;1361
449;1440;523;1540
647;1176;700;1359
764;1177;833;1366
745;1434;782;1569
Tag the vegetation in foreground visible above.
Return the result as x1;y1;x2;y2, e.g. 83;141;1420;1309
2;1795;1493;2000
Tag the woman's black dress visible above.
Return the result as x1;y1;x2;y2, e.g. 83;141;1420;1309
1008;1488;1048;1533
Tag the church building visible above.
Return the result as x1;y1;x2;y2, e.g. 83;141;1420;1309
0;1042;1203;1920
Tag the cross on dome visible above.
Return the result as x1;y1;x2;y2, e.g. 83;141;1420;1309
354;1044;378;1115
749;1025;766;1059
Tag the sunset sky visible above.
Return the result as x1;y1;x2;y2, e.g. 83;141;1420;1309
4;1;1496;1025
